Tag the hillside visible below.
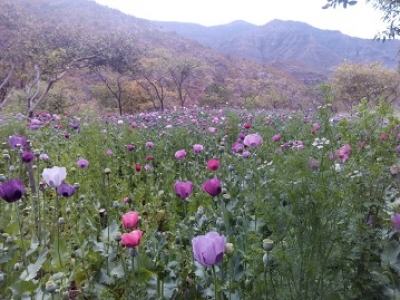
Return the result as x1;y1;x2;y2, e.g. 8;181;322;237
0;0;322;113
154;19;400;75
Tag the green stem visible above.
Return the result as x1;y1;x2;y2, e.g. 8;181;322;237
55;193;62;268
212;265;219;300
15;201;26;265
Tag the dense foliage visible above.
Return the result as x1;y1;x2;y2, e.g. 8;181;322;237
0;104;400;299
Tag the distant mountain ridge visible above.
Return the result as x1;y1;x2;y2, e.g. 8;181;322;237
153;19;400;77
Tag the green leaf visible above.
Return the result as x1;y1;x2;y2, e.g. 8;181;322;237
110;262;125;279
101;220;119;243
20;247;48;281
9;280;38;297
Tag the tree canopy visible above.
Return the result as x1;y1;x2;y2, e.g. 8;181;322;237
323;0;400;39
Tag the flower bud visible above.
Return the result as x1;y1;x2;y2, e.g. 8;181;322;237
73;183;80;190
225;243;234;257
245;278;253;291
2;154;10;160
216;217;225;231
33;149;41;157
129;248;138;257
45;280;57;293
0;174;6;182
58;217;66;225
156;210;166;223
66;207;71;215
0;273;4;283
114;232;122;242
113;201;119;209
104;168;111;174
13;262;20;271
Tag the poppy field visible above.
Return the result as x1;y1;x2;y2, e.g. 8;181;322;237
1;102;400;299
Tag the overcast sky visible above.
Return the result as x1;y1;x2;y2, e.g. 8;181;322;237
94;0;386;39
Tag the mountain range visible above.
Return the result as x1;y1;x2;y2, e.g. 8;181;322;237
153;19;400;81
1;0;400;112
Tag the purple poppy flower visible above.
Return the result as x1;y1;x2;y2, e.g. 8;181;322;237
193;144;204;154
77;158;89;168
232;142;244;154
192;231;226;267
0;178;26;203
243;134;263;147
202;178;222;197
145;142;154;148
392;213;400;230
57;183;76;197
21;152;35;163
126;144;135;151
174;181;193;199
175;149;186;160
273;134;281;142
238;133;245;140
8;136;27;149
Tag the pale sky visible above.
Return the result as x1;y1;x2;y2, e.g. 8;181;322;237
94;0;387;39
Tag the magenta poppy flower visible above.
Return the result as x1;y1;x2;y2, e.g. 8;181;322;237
21;152;35;163
122;211;139;229
175;149;186;160
121;230;143;248
336;144;351;163
243;123;252;129
243;134;263;147
0;178;26;203
392;213;400;230
77;158;89;168
193;144;204;154
192;231;226;267
106;149;113;156
203;178;222;196
174;181;193;199
207;159;220;171
57;183;76;197
311;123;320;134
237;133;245;140
8;136;27;149
145;142;154;148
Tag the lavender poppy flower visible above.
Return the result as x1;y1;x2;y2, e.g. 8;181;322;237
42;166;67;188
8;136;27;149
145;142;154;148
193;144;204;154
22;152;35;163
57;183;76;197
77;158;89;168
0;178;26;203
243;134;263;147
202;178;222;197
192;231;226;267
174;181;193;199
175;149;186;160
